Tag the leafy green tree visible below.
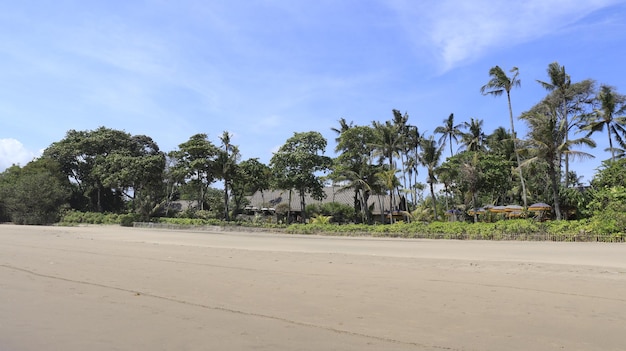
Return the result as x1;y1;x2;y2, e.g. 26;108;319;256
93;135;165;219
583;85;626;162
486;127;514;160
43;127;160;213
592;158;626;188
270;131;332;223
162;154;187;216
234;157;271;202
481;65;527;207
438;151;513;221
434;113;463;158
169;134;219;211
331;123;380;223
0;159;69;224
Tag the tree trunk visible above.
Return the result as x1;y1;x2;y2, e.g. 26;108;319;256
549;161;562;220
472;191;479;223
363;190;371;224
353;188;360;223
223;180;230;221
377;195;385;224
507;92;527;208
609;127;615;162
299;189;306;223
429;181;438;221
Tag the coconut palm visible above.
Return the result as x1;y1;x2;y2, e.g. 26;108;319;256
404;125;423;208
537;62;576;186
376;168;401;223
481;65;527;207
332;124;379;223
331;118;353;143
217;131;239;221
521;100;596;220
434;113;463;158
583;85;626;162
460;118;486;152
419;136;444;221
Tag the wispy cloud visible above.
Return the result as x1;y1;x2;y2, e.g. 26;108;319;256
388;0;621;72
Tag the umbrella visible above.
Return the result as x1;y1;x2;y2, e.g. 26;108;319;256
528;203;551;211
504;205;523;212
468;208;486;215
489;206;507;213
506;211;523;218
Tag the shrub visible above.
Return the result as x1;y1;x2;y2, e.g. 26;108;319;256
120;213;142;227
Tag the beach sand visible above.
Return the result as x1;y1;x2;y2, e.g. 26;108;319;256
1;224;625;350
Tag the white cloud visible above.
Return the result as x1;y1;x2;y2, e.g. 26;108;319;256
0;139;39;171
388;0;620;71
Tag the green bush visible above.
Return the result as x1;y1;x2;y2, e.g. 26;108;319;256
120;213;142;227
59;211;122;225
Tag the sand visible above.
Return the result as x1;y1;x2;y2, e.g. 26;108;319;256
1;224;625;351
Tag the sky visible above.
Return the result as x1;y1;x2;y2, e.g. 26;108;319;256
2;0;626;185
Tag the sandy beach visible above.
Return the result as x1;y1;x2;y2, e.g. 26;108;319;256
1;225;625;350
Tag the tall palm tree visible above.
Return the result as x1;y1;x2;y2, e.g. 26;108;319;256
377;168;401;223
217;131;239;221
331;118;353;143
332;124;379;223
434;113;463;158
392;110;412;214
521;100;596;220
584;85;626;162
487;127;515;160
460;118;486;152
371;117;405;213
481;65;527;207
405;125;422;208
419;136;444;221
536;62;572;185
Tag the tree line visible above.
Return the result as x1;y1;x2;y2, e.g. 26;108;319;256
1;61;626;225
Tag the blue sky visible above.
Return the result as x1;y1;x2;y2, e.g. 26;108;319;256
2;0;626;185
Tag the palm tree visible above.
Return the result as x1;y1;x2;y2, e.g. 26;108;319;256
405;125;423;208
460;118;486;152
434;113;463;158
332;124;379;223
481;65;527;207
377;168;401;223
392;110;412;214
461;152;481;223
419;136;444;221
217;131;239;221
371;116;406;213
537;62;572;185
583;85;626;162
487;127;515;159
331;118;353;143
521;100;596;220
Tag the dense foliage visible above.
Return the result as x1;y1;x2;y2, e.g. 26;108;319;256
2;61;626;239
